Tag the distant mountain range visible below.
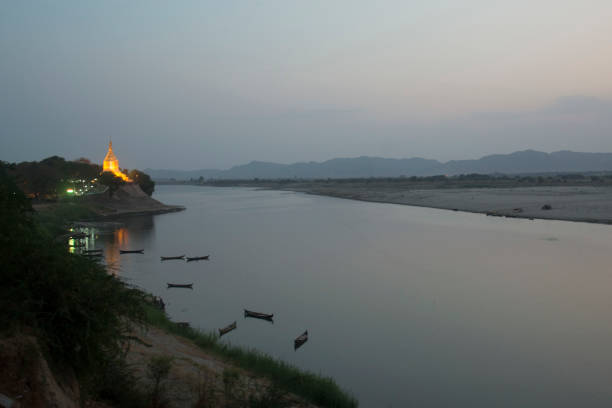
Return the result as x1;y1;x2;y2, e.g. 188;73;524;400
145;150;612;180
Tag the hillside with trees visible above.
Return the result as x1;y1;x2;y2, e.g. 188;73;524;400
2;156;156;200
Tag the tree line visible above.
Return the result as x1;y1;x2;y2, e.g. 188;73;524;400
1;156;155;199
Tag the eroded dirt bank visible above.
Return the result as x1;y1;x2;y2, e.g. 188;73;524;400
0;329;315;408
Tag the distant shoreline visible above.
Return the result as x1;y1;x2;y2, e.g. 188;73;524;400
277;185;612;225
164;180;612;225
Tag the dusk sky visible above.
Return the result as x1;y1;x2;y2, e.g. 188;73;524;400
1;1;611;170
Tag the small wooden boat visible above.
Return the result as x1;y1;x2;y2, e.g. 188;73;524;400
83;249;103;253
244;309;274;321
294;330;308;350
218;321;237;337
186;255;209;262
161;255;185;261
167;283;193;289
120;249;144;254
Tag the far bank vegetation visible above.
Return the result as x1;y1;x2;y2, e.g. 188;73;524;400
170;172;612;190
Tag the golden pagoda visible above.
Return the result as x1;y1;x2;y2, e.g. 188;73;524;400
103;141;131;181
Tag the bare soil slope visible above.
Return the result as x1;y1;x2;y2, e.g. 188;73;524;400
84;184;184;217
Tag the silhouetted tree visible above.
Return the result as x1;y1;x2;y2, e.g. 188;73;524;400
128;169;155;196
6;156;102;199
99;172;125;197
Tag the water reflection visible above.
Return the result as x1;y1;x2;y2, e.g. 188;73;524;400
67;227;97;254
104;227;128;275
69;186;612;407
68;215;155;277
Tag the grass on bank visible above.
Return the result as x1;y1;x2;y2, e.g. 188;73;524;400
144;305;358;408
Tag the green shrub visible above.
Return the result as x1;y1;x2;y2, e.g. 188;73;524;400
147;355;174;408
0;167;146;379
87;355;148;408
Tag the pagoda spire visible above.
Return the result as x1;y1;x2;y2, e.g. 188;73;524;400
102;139;131;181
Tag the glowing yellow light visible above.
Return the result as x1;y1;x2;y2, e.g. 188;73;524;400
102;140;132;181
67;188;74;193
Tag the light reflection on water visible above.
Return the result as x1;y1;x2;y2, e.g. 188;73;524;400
103;227;129;274
67;227;96;253
82;186;612;407
70;217;153;277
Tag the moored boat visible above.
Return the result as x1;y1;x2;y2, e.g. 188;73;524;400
161;255;185;260
167;283;193;289
244;309;274;321
294;330;308;350
218;321;237;337
186;255;209;262
83;249;103;253
120;249;144;254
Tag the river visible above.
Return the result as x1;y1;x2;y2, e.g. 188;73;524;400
80;185;612;407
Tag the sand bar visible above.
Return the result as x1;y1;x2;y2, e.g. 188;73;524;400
281;185;612;224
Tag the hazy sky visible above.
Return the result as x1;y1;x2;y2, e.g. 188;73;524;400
1;1;611;169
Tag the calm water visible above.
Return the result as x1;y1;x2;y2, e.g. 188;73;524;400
84;185;612;407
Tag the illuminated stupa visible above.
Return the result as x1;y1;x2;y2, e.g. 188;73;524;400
103;140;131;181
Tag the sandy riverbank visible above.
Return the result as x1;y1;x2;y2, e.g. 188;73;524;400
126;326;315;408
281;185;612;224
0;326;316;408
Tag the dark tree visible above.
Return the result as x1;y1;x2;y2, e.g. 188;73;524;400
128;169;155;196
12;160;64;199
7;156;102;199
99;172;126;197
